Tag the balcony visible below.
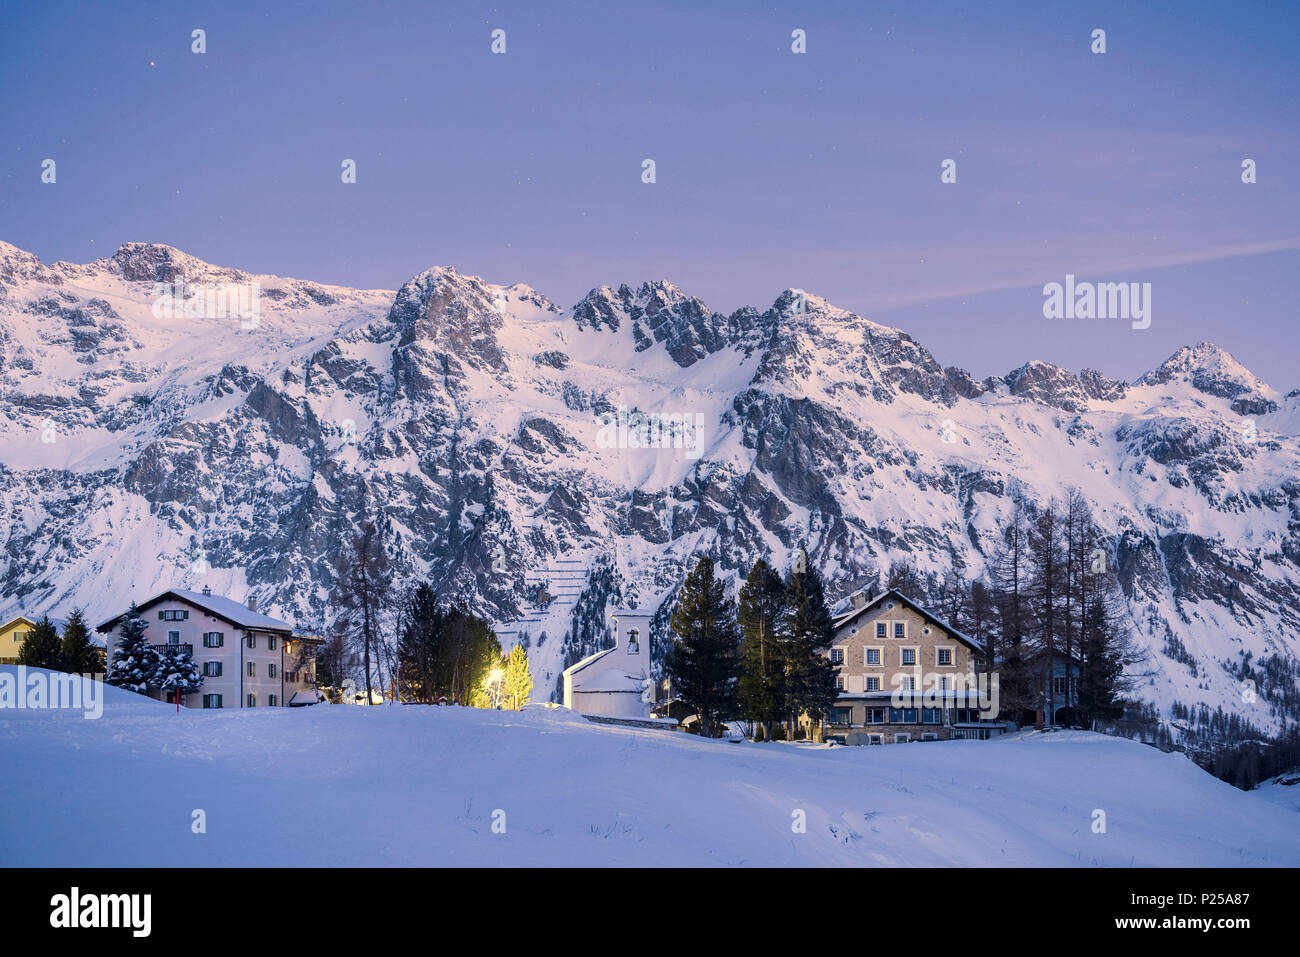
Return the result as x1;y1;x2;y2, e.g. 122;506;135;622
152;643;193;656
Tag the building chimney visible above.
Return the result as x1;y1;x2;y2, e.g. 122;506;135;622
202;585;212;597
852;591;867;609
247;595;257;613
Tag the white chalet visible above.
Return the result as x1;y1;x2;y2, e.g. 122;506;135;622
561;609;653;718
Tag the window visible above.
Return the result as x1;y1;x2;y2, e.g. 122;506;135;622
268;663;277;679
922;708;943;725
247;662;256;677
203;661;222;677
834;675;845;691
203;632;224;648
246;634;257;649
867;733;883;745
865;676;881;692
865;648;881;666
893;733;911;744
875;622;887;638
159;609;189;621
937;648;953;666
899;675;915;690
268;694;278;707
893;622;906;638
246;694;256;708
864;708;885;724
203;694;222;709
167;630;180;644
889;708;918;723
268;636;277;651
832;708;852;725
829;648;844;665
1053;676;1068;695
922;732;939;741
901;648;916;666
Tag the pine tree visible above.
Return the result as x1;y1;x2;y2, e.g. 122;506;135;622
501;644;533;710
105;603;158;695
737;559;785;739
777;565;838;741
16;616;62;670
152;643;203;701
664;556;740;738
58;608;101;674
397;582;444;702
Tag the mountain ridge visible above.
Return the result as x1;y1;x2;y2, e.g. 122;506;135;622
1;239;1297;750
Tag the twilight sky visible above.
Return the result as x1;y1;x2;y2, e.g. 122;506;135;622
2;0;1297;387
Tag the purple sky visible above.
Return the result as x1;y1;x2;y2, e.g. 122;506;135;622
2;0;1296;387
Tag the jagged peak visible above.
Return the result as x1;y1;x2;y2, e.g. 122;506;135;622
1138;340;1275;411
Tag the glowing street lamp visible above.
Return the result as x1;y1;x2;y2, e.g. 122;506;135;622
487;667;504;708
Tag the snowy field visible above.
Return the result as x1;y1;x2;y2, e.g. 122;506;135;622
2;670;1298;867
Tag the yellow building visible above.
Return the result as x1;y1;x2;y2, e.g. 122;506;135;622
0;616;40;664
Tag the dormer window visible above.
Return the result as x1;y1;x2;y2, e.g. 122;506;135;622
626;628;640;654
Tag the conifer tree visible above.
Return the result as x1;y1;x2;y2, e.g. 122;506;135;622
104;603;157;695
665;556;740;738
58;608;101;674
17;616;62;670
152;643;203;701
737;559;785;739
777;565;838;741
501;644;533;710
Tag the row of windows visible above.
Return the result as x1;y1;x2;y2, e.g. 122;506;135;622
203;693;279;708
151;619;280;651
830;646;954;667
830;707;946;725
845;620;913;639
200;661;282;678
834;674;964;692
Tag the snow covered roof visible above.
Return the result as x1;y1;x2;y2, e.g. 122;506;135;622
562;646;615;678
96;589;294;633
0;614;68;634
832;588;986;655
609;608;651;619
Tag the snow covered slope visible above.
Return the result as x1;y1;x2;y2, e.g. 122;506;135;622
0;682;1295;866
0;242;1297;741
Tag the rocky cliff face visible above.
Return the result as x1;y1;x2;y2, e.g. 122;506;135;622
1;241;1297;736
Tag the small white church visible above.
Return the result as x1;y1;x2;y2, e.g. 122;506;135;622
561;608;654;718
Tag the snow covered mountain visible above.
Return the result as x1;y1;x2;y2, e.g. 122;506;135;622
1;241;1297;741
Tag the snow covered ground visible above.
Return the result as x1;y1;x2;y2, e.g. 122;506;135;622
1252;770;1300;815
2;669;1297;867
